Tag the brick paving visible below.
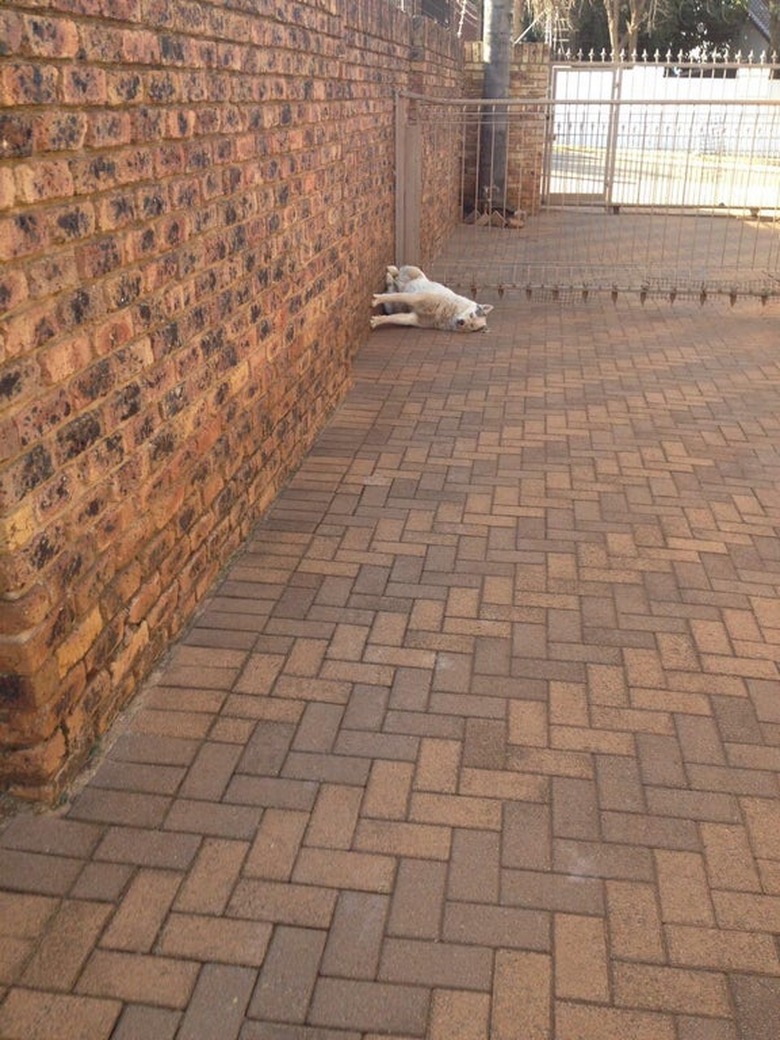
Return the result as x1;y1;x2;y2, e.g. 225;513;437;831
2;285;780;1039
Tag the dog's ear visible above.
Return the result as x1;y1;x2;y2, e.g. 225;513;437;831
477;304;494;316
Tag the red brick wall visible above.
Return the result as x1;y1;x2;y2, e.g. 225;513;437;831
0;2;462;800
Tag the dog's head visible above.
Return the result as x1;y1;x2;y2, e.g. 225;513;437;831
453;303;493;333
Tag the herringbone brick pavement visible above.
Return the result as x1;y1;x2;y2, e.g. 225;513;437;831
2;291;780;1039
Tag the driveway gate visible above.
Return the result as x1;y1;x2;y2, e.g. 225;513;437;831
397;56;780;304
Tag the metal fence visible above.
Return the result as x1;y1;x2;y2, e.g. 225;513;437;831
398;56;780;304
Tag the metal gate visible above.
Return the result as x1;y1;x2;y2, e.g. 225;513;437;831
397;56;780;303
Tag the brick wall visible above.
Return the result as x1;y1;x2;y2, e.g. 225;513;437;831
0;2;462;800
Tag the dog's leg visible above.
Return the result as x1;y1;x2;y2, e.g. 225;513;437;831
372;292;424;310
370;312;421;329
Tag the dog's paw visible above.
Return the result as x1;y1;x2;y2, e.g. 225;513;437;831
369;316;380;329
371;294;382;308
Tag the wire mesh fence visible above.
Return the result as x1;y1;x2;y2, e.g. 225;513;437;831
400;57;780;304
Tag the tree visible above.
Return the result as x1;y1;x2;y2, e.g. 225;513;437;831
523;0;667;55
642;0;748;56
479;1;514;211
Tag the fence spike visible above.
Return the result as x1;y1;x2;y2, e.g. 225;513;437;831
669;288;677;305
700;286;707;306
581;284;589;301
639;284;648;305
761;290;769;306
729;289;738;307
497;284;505;297
525;284;533;300
611;285;619;304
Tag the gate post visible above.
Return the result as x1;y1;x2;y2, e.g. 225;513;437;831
395;92;421;264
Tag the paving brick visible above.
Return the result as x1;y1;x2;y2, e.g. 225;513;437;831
244;809;308;879
305;785;363;849
655;850;714;925
502;868;604;915
462;718;506;768
552;777;600;840
342;684;389;730
292;702;345;752
293;848;396;893
555;1002;675;1040
0;815;103;858
174;838;248;914
158;913;272;966
308;978;429;1035
414;737;461;792
740;796;780;859
491;950;551;1040
429;989;490;1040
66;788;170;828
446;828;499;904
228;879;336;928
0;989;122;1040
89;760;186;796
164;799;262;839
238;721;297;776
177;964;256;1040
224;776;318;810
666;923;780;974
554;913;610;1001
379;937;493;990
362;760;414;819
605;880;665;963
109;734;201;767
70;862;133;902
178;742;243;801
636;733;686;786
674;714;726;764
502;803;551;870
99;869;180;952
729;973;780;1040
554;839;654;881
411;791;501;830
0;938;34;986
507;700;548;747
388;858;447;939
601;811;700;850
699;822;762;891
321;892;388;979
675;1018;737;1040
0;849;84;896
111;1005;181;1040
282;751;371;785
644;787;740;823
444;901;549;951
0;892;58;937
77;949;199;1007
94;827;200;870
248;926;326;1023
612;961;731;1016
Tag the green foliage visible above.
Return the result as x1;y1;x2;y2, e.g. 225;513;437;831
641;0;749;55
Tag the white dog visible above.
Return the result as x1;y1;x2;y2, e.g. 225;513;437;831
370;265;493;333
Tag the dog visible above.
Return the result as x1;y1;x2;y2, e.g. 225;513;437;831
370;265;493;333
